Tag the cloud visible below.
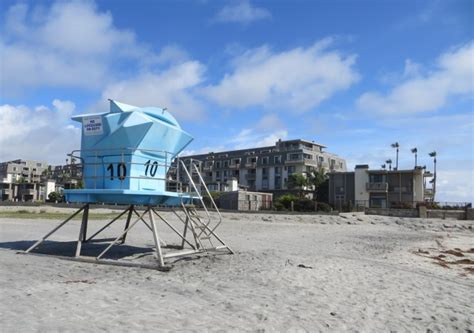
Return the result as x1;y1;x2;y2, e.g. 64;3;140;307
229;115;288;149
101;61;206;120
214;1;271;24
155;45;190;65
357;42;474;115
0;100;80;164
0;1;147;96
437;168;474;203
204;39;359;112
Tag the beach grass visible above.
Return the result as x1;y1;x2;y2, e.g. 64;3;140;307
0;210;121;220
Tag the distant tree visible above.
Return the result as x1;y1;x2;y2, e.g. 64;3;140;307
288;174;308;198
308;167;328;200
48;191;62;203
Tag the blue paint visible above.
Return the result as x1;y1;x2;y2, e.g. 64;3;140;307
64;100;195;205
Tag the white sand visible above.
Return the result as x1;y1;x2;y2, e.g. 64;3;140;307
0;207;472;332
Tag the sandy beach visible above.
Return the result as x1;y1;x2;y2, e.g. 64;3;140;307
0;206;472;332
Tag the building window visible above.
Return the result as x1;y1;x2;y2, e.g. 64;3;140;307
287;166;295;174
262;157;269;165
369;174;385;183
274;155;281;164
318;156;324;164
215;161;221;168
224;161;229;168
216;171;221;178
275;166;280;175
303;153;312;160
289;153;300;161
275;176;281;189
231;158;240;165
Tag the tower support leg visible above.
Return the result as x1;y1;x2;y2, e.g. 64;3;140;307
25;205;86;253
148;207;165;266
120;205;134;244
75;204;90;257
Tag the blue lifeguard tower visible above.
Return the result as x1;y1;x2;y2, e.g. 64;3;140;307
26;100;232;269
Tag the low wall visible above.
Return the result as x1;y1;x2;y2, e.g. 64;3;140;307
365;208;418;218
365;207;469;220
427;210;466;220
466;208;474;220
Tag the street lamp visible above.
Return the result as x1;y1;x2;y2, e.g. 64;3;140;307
411;147;418;168
385;159;392;171
391;142;400;170
429;151;437;202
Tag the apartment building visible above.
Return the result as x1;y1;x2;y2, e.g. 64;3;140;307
0;159;53;201
179;139;346;193
328;165;432;210
0;159;48;183
50;163;83;189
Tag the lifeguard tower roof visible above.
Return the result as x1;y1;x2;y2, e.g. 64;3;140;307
65;100;194;206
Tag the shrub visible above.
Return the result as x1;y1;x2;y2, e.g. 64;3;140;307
48;191;63;203
275;194;299;210
203;191;220;207
294;198;315;212
316;202;332;212
273;201;286;211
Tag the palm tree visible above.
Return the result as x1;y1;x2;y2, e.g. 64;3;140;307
429;151;437;201
381;164;386;170
385;159;392;171
288;173;308;198
411;147;418;168
308;167;327;200
391;142;400;170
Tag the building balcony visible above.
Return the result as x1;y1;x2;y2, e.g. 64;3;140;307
366;182;388;192
285;159;303;164
424;189;434;198
245;162;257;168
229;164;240;169
202;165;213;171
246;173;256;180
20;189;36;195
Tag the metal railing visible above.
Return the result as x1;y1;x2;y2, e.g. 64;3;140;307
366;182;389;191
67;148;193;194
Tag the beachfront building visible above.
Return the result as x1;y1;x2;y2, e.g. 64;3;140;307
0;159;48;184
0;159;52;202
178;139;347;193
328;164;433;210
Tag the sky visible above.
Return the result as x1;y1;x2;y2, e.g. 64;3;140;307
0;0;473;202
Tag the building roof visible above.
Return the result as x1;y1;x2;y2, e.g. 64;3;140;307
181;138;328;158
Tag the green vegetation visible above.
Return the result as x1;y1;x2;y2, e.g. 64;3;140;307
273;193;332;213
287;174;308;198
0;210;121;220
48;191;63;203
203;191;221;207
